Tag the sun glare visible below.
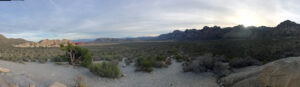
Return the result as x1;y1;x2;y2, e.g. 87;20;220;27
236;16;259;26
234;10;261;26
239;18;255;26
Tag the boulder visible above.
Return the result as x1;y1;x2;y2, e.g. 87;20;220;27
49;82;66;87
221;57;300;87
0;67;10;73
220;66;263;87
260;57;300;87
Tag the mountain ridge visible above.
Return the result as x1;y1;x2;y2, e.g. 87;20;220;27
1;20;300;44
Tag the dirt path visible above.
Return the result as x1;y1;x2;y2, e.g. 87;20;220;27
0;60;219;87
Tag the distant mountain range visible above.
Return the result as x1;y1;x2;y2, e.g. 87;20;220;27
91;37;157;43
1;20;300;45
158;20;300;40
72;39;95;42
91;20;300;43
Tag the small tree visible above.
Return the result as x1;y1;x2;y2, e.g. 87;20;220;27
60;43;92;67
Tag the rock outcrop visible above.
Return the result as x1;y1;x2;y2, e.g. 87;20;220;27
221;57;300;87
260;57;300;87
14;39;72;47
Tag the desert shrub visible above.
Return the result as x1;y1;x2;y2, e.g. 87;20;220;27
174;53;185;62
19;61;25;64
183;54;229;77
51;55;68;62
78;47;93;67
89;62;121;78
74;76;87;87
155;55;167;61
153;55;171;68
38;57;48;64
55;62;63;65
135;56;155;72
229;57;262;68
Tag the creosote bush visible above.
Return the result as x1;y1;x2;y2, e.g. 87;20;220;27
183;54;229;77
153;55;171;68
135;54;171;72
51;55;68;62
174;53;185;62
38;57;48;64
88;62;121;78
135;56;155;72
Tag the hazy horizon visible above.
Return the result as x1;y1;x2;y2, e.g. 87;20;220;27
0;0;299;41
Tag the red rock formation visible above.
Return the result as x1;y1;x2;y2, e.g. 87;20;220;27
14;39;73;47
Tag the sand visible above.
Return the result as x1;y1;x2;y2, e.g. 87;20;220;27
0;60;219;87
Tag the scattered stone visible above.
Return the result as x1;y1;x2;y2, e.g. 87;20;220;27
0;67;10;73
121;74;127;77
49;82;66;87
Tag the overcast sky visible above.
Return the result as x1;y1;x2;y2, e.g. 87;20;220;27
0;0;299;41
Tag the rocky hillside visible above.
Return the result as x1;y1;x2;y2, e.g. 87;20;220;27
14;39;72;47
0;34;28;48
158;20;300;40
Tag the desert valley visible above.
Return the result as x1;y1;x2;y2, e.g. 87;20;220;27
1;0;300;87
1;20;300;87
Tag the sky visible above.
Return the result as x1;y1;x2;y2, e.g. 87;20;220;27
0;0;299;41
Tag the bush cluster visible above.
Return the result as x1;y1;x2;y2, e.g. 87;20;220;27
183;54;229;77
229;57;262;68
88;62;121;78
135;56;155;72
174;53;185;62
51;55;68;62
135;55;171;72
38;57;48;64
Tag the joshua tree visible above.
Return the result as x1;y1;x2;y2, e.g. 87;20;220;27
60;43;92;67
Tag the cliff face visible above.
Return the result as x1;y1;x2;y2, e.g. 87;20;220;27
14;39;72;47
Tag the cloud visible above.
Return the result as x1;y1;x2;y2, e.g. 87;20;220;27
0;0;299;41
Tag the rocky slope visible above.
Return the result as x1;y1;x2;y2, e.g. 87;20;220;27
14;39;72;47
0;34;28;48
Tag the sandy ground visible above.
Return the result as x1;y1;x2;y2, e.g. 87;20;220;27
0;60;219;87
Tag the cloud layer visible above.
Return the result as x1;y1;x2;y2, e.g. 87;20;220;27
0;0;299;41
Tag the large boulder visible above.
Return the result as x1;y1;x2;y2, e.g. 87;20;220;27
221;57;300;87
260;57;300;87
220;66;263;87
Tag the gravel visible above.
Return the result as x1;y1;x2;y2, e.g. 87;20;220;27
0;60;219;87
